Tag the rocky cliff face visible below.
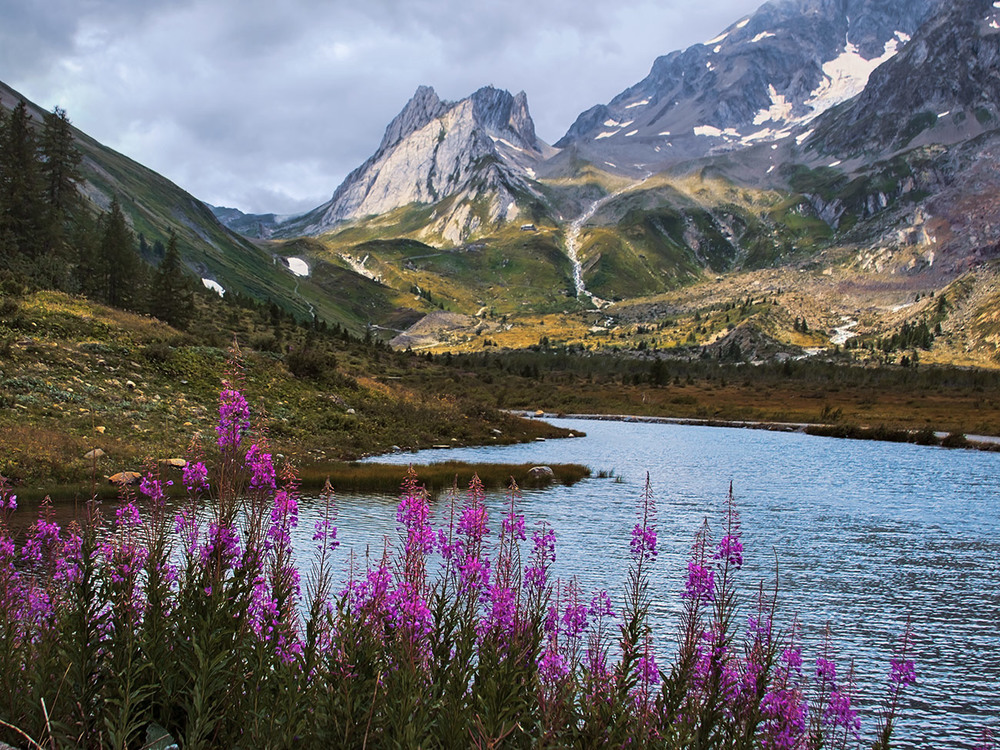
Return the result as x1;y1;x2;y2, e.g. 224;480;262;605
809;0;1000;155
280;86;547;244
556;0;943;173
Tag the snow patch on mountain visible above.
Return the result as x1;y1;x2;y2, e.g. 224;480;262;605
805;32;910;116
285;257;309;277
202;279;225;296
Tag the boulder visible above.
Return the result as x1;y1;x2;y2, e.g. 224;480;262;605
83;448;105;460
159;458;187;469
527;465;555;481
109;471;142;486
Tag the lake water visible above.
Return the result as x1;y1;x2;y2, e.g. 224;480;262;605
315;418;998;748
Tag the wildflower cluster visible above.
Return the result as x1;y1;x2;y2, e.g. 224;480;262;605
0;389;931;749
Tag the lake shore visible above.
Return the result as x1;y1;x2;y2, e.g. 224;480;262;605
510;410;1000;450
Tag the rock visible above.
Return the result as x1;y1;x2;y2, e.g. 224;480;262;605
109;471;142;486
159;458;187;469
346;408;356;414
83;448;105;460
527;465;556;480
95;425;106;434
125;380;136;389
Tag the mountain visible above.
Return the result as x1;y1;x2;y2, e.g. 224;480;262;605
807;0;1000;156
278;85;554;244
782;0;1000;278
209;205;284;239
554;0;943;174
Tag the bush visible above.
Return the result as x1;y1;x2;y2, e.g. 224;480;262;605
285;345;337;381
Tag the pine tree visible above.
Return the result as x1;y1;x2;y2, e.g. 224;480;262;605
150;231;193;328
96;196;139;309
0;101;45;267
39;107;82;258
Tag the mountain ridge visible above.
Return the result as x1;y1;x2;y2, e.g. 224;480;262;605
275;85;551;244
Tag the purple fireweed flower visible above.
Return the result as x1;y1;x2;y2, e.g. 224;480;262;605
246;444;277;491
715;533;744;569
783;646;803;675
115;501;142;528
889;656;916;688
249;574;279;639
313;516;339;555
748;615;773;642
22;517;61;568
481;584;517;643
630;523;657;560
562;600;589;639
3;493;15;511
815;656;837;686
525;525;556;590
682;561;715;603
0;535;15;563
544;603;560;637
50;528;83;584
182;461;209;494
139;474;171;505
437;528;459;562
200;522;241;568
174;508;200;557
825;689;861;735
268;490;298;548
389;581;433;644
760;685;808;750
636;652;661;687
501;511;526;542
590;590;614;620
397;490;434;557
216;388;250;449
538;647;569;684
458;553;490;597
456;503;488;544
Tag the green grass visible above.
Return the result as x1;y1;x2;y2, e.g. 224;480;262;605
297;461;591;494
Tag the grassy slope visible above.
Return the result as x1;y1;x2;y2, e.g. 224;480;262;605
0;290;570;488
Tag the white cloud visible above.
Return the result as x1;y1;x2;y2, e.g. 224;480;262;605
1;0;763;214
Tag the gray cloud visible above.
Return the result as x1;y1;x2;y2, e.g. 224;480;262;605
0;0;763;214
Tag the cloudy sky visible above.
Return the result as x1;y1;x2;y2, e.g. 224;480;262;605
2;0;763;215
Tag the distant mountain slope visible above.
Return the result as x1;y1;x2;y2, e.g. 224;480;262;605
278;86;553;244
0;81;284;301
555;0;942;174
0;80;421;332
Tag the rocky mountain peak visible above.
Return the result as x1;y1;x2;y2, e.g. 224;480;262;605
468;86;539;150
276;85;546;243
377;85;448;153
556;0;943;172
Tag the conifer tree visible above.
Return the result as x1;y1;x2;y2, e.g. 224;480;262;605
39;107;82;256
0;101;45;267
150;231;193;328
96;196;139;309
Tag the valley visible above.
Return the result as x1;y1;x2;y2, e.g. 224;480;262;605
4;0;1000;492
